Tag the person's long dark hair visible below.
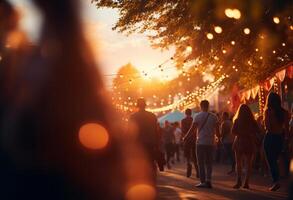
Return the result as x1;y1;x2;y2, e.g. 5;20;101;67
265;92;285;123
233;104;258;129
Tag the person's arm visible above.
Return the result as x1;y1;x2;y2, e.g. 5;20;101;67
218;122;223;139
264;109;270;131
289;119;293;139
219;123;224;138
231;120;238;136
284;111;290;139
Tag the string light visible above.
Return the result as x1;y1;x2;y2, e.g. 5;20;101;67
186;46;193;52
206;33;214;40
273;17;280;24
115;76;227;114
244;28;250;35
214;26;222;34
225;8;241;19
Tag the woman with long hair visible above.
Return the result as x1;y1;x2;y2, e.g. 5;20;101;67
232;104;260;189
264;92;289;191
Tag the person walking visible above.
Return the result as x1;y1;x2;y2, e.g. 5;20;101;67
162;120;175;169
256;115;269;177
220;112;235;174
181;109;198;178
263;92;289;191
232;104;260;189
130;98;159;179
185;100;219;188
173;121;182;162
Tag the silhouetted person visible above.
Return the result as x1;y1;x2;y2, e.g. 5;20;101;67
232;104;260;189
173;121;182;162
185;100;219;188
129;98;159;178
220;112;235;174
162;120;175;169
182;108;198;178
0;0;147;199
264;92;289;191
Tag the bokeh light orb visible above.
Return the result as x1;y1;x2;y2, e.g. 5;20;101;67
225;8;234;18
214;26;222;34
206;33;214;40
79;123;109;150
186;46;192;52
225;8;241;19
243;28;250;35
126;184;156;200
273;17;280;24
233;9;241;19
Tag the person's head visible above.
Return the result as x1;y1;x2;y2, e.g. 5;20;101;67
136;98;146;110
266;92;282;110
233;104;255;124
185;108;192;116
265;92;284;123
174;121;179;128
222;112;229;121
164;120;169;127
200;100;209;112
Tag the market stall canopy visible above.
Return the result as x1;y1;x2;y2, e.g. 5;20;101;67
158;110;185;124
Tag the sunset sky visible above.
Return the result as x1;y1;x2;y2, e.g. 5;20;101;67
9;0;176;86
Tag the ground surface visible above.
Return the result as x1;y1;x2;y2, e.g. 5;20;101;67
157;161;289;200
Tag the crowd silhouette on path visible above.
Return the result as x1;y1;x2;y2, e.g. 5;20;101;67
155;94;292;193
0;0;292;199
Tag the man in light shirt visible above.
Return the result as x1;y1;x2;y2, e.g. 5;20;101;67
185;100;219;188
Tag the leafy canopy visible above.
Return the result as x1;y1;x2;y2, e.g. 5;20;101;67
94;0;292;88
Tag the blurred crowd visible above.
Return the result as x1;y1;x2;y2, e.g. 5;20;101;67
157;95;293;191
0;0;292;199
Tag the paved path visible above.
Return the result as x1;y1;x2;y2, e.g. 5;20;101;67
157;162;289;200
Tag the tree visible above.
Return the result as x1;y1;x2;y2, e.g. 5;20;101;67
94;0;292;89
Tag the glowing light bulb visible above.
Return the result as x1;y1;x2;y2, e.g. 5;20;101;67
225;8;234;18
214;26;222;34
273;17;280;24
233;9;241;19
225;8;241;19
244;28;250;35
231;41;235;45
206;33;214;40
186;46;192;52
